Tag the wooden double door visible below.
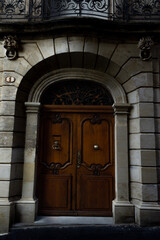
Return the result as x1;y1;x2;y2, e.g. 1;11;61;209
37;106;115;216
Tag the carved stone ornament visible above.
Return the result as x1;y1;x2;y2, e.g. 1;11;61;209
3;35;18;60
138;36;154;61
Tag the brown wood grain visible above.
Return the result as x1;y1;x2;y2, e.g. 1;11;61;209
36;106;115;216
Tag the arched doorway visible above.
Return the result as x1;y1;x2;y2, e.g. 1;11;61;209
17;68;133;224
36;80;115;216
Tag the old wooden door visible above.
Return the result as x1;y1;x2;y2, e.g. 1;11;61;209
37;105;114;216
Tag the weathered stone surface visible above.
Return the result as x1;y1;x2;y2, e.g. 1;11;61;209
83;38;98;69
0;181;10;197
3;58;31;76
1;86;17;101
116;58;152;83
128;90;139;104
16;200;37;223
123;73;153;93
84;37;98;54
128;88;154;104
112;44;138;66
0;148;12;163
130;166;157;183
0;59;4;72
3;72;23;88
0;132;13;147
135;206;160;226
0;204;11;233
54;37;69;54
140;118;155;133
107;60;120;77
140;134;155;149
0;42;6;58
95;40;116;71
0;164;11;180
129;119;140;133
98;42;116;59
138;88;153;102
107;44;138;78
142;184;158;201
37;39;55;59
113;200;135;224
129;133;140;149
68;36;84;52
155;134;160;149
19;43;43;66
139;103;154;117
154;88;160;102
131;182;142;200
0;73;2;86
130;166;141;182
0;116;15;131
129;103;155;118
129;133;155;149
0;101;15;116
155;119;160;132
68;37;84;68
142;167;157;183
155;104;160;117
130;150;156;166
141;150;157;166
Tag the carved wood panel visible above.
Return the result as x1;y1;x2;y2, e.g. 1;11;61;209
77;175;113;212
38;175;72;213
41;113;73;175
81;114;112;175
37;106;114;216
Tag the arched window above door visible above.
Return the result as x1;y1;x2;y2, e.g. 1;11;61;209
40;80;114;105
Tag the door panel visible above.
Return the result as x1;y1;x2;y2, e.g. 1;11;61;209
76;112;114;215
78;175;113;211
42;114;73;169
39;175;72;212
37;106;114;216
37;112;76;215
82;116;111;167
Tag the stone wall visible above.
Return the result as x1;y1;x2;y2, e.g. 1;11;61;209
0;35;159;233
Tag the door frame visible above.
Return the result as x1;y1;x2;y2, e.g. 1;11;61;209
17;69;134;224
37;105;115;216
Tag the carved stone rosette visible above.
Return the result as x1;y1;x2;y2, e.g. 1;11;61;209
3;35;18;60
138;36;154;61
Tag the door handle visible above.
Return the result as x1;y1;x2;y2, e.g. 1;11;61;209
77;150;81;168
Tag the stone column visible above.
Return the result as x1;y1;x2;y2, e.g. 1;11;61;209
112;103;134;223
16;102;40;223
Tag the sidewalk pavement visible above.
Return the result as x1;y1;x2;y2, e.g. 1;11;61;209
1;225;160;240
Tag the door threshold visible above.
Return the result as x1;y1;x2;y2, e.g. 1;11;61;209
34;216;114;226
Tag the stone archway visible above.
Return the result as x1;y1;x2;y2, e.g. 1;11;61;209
16;68;134;224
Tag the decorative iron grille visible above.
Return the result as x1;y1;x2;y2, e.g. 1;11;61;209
0;0;160;22
40;80;114;106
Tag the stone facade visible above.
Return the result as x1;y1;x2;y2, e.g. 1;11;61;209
0;33;160;233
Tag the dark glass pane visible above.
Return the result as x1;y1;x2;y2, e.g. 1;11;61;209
41;80;114;105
